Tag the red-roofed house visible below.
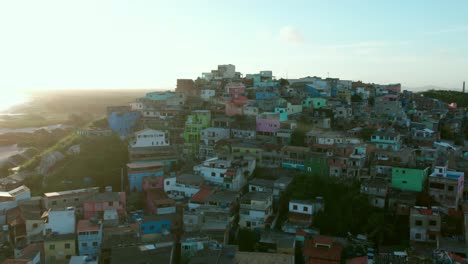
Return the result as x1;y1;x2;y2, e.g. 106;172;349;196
303;236;343;264
188;187;214;210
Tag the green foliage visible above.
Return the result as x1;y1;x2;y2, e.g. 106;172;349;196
420;90;468;107
440;124;454;140
368;97;375;107
277;174;409;247
237;228;260;252
279;78;289;87
290;129;306;147
359;128;377;141
43;135;128;193
351;94;363;103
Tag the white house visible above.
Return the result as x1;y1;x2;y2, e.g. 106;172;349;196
201;89;216;101
239;191;273;230
43;207;76;235
129;101;145;111
289;199;324;216
0;185;31;224
193;156;256;191
200;128;230;146
231;128;256;140
130;128;169;148
163;174;203;200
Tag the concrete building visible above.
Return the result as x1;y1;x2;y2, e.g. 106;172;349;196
428;160;464;209
360;179;388;208
184;110;212;157
409;206;441;243
77;219;103;260
43;187;100;217
163;173;203;200
0;185;30;224
44;233;76;263
193;156;255;191
199;127;230;159
239;191;273;231
287;199;324;227
391;166;430;192
83;192;126;220
106;106;140;138
43;207;76;236
129;129;169;148
371;129;401;151
127;162;164;193
256;112;281;136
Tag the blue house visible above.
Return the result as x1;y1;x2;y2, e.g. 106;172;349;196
256;91;277;100
139;215;174;236
305;84;322;97
107;106;140;137
127;162;165;192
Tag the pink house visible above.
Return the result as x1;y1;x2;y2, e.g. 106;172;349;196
256;112;281;136
83;192;126;219
142;176;165;192
225;82;246;99
145;189;176;215
225;102;244;116
386;84;401;93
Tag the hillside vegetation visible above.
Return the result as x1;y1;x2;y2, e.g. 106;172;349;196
420;90;468;107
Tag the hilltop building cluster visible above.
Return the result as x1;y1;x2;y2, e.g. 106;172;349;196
1;64;468;263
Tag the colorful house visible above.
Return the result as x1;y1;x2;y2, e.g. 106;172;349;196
77;219;103;260
145;189;176;215
302;97;327;109
391;167;430;192
371;130;401;151
428;160;464;209
107;106;140;138
83;192;126;220
127;162;164;193
44;233;76;263
256;112;281;136
282;146;309;171
183;110;211;157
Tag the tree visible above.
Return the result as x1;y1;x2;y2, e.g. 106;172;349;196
279;78;289;87
237;228;260;251
368;97;375;107
290;129;306;147
351;94;363;103
359;128;377;141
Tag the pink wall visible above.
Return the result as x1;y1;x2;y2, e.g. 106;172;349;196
256;118;280;133
142;176;164;192
225;102;243;116
83;192;126;219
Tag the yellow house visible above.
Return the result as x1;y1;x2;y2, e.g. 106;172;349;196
231;142;263;163
44;233;76;263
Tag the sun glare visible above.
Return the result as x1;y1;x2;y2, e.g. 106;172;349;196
0;91;30;113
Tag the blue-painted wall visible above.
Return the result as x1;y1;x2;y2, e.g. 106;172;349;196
140;219;172;235
305;85;321;97
256;92;277;100
107;111;140;137
128;170;164;192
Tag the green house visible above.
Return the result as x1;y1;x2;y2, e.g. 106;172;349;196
391;166;430;192
183;111;211;157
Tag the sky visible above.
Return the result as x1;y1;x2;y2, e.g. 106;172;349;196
0;0;467;91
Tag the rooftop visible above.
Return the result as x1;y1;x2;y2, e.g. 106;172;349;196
44;186;99;198
77;219;101;232
240;191;272;201
126;161;164;169
190;187;214;204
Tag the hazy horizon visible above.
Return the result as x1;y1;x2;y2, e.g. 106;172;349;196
1;0;467;92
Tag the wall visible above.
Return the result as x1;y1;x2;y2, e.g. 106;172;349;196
391;167;429;192
44;209;76;235
256;118;280;133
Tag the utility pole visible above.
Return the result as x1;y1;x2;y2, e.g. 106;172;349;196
120;167;123;192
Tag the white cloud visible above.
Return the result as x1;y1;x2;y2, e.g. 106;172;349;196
279;26;304;44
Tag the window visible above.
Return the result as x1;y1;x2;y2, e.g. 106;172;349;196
448;186;454;191
49;244;55;250
32;223;38;228
415;220;422;226
149;225;155;231
429;220;437;226
211;172;216;177
293;205;298;210
166;181;170;186
303;206;309;212
415;233;421;239
52;201;57;206
108;202;113;206
74;198;79;202
82;242;88;247
65;243;70;249
402;181;407;184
